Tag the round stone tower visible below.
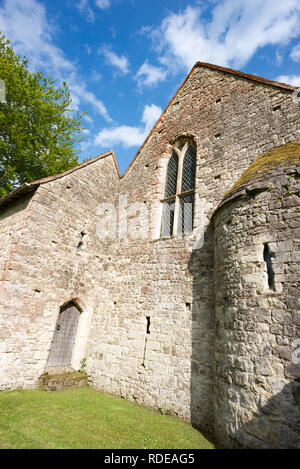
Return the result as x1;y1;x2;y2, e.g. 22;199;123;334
213;142;300;448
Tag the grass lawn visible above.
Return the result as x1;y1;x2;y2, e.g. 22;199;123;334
0;387;215;449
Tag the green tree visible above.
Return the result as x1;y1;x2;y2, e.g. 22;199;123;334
0;33;86;197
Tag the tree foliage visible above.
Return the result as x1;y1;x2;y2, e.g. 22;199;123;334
0;33;86;197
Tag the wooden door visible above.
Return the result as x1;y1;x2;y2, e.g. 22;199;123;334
47;302;80;368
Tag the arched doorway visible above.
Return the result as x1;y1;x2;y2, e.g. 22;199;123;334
46;302;81;368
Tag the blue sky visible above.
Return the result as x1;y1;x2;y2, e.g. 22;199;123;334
0;0;300;174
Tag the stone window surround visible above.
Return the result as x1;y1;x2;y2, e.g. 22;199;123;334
160;138;196;238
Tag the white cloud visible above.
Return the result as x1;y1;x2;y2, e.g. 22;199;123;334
95;126;147;148
95;104;162;148
0;0;111;121
77;0;95;23
100;46;130;74
135;61;167;87
91;70;102;82
277;75;300;86
83;114;93;124
151;1;300;70
141;104;162;131
291;43;300;61
70;80;112;121
0;0;72;73
95;0;110;10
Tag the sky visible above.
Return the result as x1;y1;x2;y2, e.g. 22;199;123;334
0;0;300;174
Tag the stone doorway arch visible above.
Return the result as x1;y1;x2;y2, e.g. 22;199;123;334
46;301;81;368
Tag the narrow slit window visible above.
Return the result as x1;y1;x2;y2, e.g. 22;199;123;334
146;316;150;334
264;244;275;290
76;232;86;253
142;317;151;367
76;241;83;253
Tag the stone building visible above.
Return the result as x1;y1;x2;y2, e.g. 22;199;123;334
0;62;299;449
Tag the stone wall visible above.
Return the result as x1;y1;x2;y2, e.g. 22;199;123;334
0;64;299;446
87;66;300;432
213;169;300;448
0;154;119;389
0;194;35;388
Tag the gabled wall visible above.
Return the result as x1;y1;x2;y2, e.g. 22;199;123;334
86;66;300;432
0;64;299;446
0;154;119;389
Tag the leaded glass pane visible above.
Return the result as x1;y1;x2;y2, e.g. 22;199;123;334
177;142;185;151
164;152;178;197
178;194;194;234
161;200;175;237
181;145;196;192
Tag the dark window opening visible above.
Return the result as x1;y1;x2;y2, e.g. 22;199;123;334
146;316;150;334
264;244;275;290
76;241;83;253
142;317;151;367
76;232;86;253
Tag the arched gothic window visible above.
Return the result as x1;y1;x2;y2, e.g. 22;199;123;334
160;140;196;237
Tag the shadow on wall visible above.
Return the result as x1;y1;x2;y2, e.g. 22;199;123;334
187;222;300;449
227;379;300;449
188;223;216;437
0;193;33;222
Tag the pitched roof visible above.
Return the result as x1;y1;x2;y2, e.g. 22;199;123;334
0;150;119;210
194;62;296;92
121;62;297;178
0;62;297;211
